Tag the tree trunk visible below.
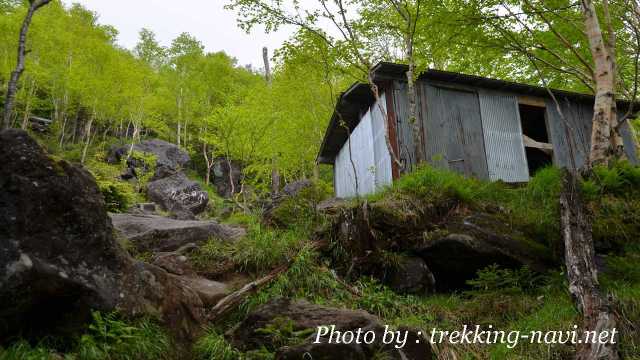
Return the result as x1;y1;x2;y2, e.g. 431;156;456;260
177;88;183;148
405;35;425;166
262;46;272;86
80;110;94;164
263;46;280;195
2;0;51;130
271;160;280;194
226;156;236;196
581;0;620;166
560;170;619;359
368;75;402;169
203;143;214;186
20;78;36;130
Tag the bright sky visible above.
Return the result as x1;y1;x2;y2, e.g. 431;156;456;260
61;0;296;67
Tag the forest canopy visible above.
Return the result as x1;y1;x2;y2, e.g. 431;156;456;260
0;0;340;190
2;1;639;195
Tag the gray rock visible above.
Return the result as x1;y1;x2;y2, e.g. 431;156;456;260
417;213;554;290
384;256;436;295
229;298;432;360
0;130;207;341
110;213;245;252
107;139;190;176
211;157;242;198
281;179;313;197
324;199;555;292
152;251;195;276
146;172;209;215
150;246;230;306
178;276;229;306
135;202;158;214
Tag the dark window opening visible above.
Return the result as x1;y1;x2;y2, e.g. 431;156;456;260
519;104;553;175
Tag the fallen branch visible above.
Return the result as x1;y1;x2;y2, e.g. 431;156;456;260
321;266;362;297
208;264;288;321
207;240;327;321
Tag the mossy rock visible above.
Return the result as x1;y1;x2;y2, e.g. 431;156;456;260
322;193;555;292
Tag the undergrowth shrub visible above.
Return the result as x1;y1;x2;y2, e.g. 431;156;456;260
75;311;170;360
269;180;332;230
86;155;138;212
585;161;640;197
583;161;640;250
356;277;417;319
231;246;352;324
192;215;307;274
393;164;502;204
0;341;56;360
254;317;314;350
193;328;239;360
466;265;544;294
0;312;170;360
125;150;157;187
384;165;563;251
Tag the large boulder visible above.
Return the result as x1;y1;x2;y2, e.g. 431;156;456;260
228;298;432;360
383;256;436;295
416;213;555;290
323;196;555;292
107;139;209;218
110;213;245;253
0;130;206;341
146;172;209;217
107;139;190;176
211;157;242;198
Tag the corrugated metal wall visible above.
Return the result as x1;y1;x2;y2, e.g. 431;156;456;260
478;90;530;182
618;110;639;164
371;94;393;189
546;99;639;169
422;84;489;179
546;97;593;169
334;93;393;197
385;80;638;185
393;82;416;170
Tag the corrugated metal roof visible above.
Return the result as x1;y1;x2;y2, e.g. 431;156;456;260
317;83;374;164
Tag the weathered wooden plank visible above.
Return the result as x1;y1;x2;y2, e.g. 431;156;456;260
518;95;546;107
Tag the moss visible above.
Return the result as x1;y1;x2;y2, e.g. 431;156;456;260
45;154;69;177
268;180;332;230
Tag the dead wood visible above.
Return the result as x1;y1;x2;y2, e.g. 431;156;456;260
560;170;619;359
207;240;328;321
